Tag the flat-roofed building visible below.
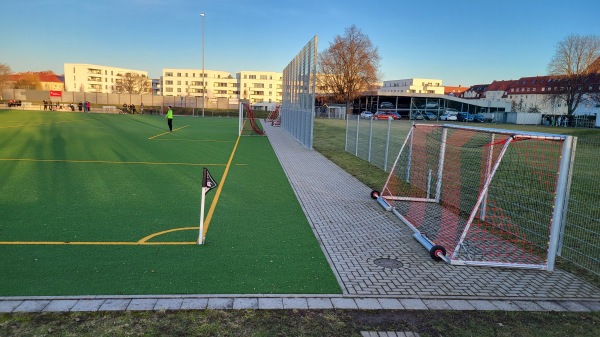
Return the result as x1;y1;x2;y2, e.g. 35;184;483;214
378;78;444;95
160;68;238;99
64;63;149;93
237;70;283;103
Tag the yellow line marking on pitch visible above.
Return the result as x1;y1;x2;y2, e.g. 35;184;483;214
152;139;236;143
201;132;242;238
138;227;198;243
0;119;87;129
0;158;225;167
148;125;189;139
0;241;196;245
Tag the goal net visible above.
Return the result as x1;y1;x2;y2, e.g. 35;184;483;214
239;102;266;136
266;105;281;126
372;124;576;270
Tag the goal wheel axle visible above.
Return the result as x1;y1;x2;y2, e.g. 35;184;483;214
429;245;446;261
370;190;380;199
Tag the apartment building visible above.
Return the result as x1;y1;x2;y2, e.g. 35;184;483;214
64;63;149;93
237;71;283;103
160;68;238;99
378;78;444;95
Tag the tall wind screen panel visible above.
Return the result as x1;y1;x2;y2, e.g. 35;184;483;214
281;36;318;149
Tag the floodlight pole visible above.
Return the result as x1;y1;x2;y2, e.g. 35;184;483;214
201;12;205;117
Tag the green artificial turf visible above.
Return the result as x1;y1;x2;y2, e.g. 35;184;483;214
0;110;341;295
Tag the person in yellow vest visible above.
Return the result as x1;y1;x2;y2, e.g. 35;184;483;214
166;106;173;132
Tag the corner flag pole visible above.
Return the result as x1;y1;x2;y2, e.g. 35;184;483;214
198;167;218;245
198;186;207;244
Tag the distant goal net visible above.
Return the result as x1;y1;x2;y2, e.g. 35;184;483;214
372;124;576;271
238;103;265;136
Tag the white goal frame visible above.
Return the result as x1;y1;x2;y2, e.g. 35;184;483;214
374;124;576;271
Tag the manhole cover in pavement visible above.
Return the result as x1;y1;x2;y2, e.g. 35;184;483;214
373;258;404;269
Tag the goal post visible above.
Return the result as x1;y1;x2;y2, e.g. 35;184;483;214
372;123;576;271
239;102;265;136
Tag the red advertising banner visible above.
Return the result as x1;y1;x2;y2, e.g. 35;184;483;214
49;90;62;97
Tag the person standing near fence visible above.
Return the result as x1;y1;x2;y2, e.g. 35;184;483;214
166;106;173;132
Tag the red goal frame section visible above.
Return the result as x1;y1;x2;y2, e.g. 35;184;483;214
373;124;576;271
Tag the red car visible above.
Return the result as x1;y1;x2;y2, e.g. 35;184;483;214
372;111;401;120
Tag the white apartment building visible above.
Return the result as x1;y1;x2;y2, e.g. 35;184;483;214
160;69;283;103
161;68;238;99
378;78;444;95
237;71;283;103
63;63;148;93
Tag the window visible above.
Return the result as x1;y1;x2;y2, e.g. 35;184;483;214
249;75;256;79
165;72;173;77
165;88;173;92
260;75;267;79
177;88;181;92
177;81;181;85
165;80;173;85
177;73;181;77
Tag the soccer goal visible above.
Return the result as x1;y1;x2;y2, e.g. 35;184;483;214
371;124;576;271
239;102;265;136
266;105;281;126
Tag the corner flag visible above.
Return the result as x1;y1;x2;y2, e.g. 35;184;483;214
202;167;218;193
199;167;219;244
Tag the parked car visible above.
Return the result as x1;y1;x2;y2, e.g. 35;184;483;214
423;111;437;120
418;102;439;109
410;112;425;120
379;102;395;109
360;111;373;119
440;112;458;121
373;111;401;120
457;112;473;122
472;114;486;122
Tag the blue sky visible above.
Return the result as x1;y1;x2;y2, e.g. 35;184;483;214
2;0;599;86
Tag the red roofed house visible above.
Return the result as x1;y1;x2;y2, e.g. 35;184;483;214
444;85;469;97
8;71;64;91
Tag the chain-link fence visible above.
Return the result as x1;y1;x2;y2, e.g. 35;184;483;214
346;115;600;276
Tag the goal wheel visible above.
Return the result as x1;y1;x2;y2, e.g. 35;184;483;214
429;245;446;261
370;190;380;199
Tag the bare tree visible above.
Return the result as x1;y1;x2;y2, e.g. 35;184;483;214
546;34;600;115
318;25;381;113
0;63;11;90
116;73;150;94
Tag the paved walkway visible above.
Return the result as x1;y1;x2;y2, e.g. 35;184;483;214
1;122;599;313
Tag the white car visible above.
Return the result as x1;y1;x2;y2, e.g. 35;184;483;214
360;111;373;119
440;109;459;121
